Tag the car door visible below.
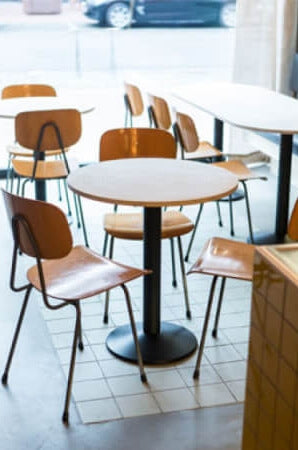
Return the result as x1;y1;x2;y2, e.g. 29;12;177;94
139;0;194;23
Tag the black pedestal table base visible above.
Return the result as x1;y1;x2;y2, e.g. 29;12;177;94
106;322;198;364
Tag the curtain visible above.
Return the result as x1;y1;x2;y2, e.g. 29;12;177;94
233;0;298;93
229;0;298;155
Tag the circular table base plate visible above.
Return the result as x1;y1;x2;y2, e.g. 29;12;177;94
106;322;198;365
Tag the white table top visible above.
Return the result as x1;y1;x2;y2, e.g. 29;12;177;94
68;158;238;207
173;81;298;135
0;96;95;118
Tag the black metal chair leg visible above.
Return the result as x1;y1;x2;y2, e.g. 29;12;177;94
77;195;89;247
10;167;15;193
124;105;129;127
177;236;191;319
216;201;223;227
121;284;147;382
241;181;254;244
73;194;81;229
212;277;226;338
63;180;72;216
103;236;114;324
2;285;33;385
193;276;218;379
228;195;235;236
77;304;84;351
185;203;204;262
170;238;177;288
6;156;12;191
62;303;80;424
57;179;62;201
102;232;109;256
21;179;30;197
16;177;21;195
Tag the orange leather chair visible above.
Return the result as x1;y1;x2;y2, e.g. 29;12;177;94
189;198;298;379
1;189;147;423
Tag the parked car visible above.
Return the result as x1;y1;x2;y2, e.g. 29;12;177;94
82;0;236;28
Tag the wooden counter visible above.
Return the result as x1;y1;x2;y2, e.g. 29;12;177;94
242;244;298;450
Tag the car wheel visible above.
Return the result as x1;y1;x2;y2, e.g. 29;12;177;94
219;3;236;27
105;2;131;28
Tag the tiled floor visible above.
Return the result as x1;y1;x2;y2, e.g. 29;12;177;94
32;185;257;425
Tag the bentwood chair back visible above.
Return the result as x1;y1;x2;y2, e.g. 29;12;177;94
1;189;147;423
174;111;221;160
189;198;298;379
1;84;56;99
99;128;193;323
124;82;144;127
15;109;81;152
147;94;172;130
100;127;176;161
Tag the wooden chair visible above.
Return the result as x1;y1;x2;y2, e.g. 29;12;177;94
1;84;61;192
124;82;144;127
11;108;88;245
147;93;172;130
174;111;267;259
100;128;194;322
189;198;298;379
1;189;147;423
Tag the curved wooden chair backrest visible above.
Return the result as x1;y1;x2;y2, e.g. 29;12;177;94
2;189;72;259
147;94;172;130
2;84;56;99
100;128;176;162
124;82;144;116
15;109;81;152
175;112;200;152
288;198;298;241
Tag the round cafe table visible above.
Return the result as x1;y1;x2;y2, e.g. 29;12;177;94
68;158;238;364
0;96;94;119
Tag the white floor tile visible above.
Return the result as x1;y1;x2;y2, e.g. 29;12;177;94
222;326;250;343
190;383;236;407
108;374;151;396
146;370;186;392
116;393;160;418
62;361;103;382
233;342;249;359
154;388;199;413
178;364;222;387
91;343;114;361
226;380;246;402
85;327;113;345
77;398;121;424
73;378;112;402
214;360;247;382
204;345;243;365
47;318;76;334
100;358;139;378
56;345;96;365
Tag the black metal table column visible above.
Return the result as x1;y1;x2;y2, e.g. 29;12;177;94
34;153;46;201
214;118;224;151
253;134;293;244
106;207;197;364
